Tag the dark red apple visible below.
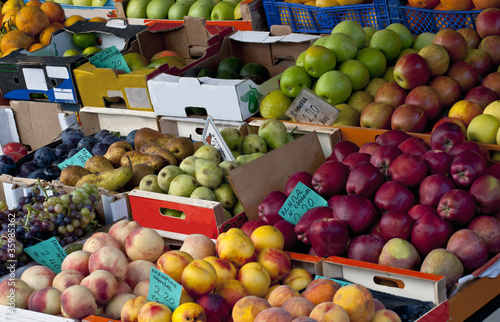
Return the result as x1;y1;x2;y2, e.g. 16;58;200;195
469;175;500;215
486;163;500;180
347;234;386;264
422;149;453;175
457;27;481;49
346;161;385;198
327;194;344;208
408;204;438;221
379;211;414;241
284;171;314;197
430;121;466;152
331;194;378;235
370;144;403;177
360;102;394;129
240;219;265;237
397;137;430;157
393;53;431;90
475;8;500;39
464;86;499;109
387;153;429;187
433;29;468;61
450;151;487;187
432;116;467;135
478;35;500;66
374;180;415;213
446;229;489;271
464;49;493;76
342;152;371;169
257;191;288;225
359;142;380;155
482;72;500;97
468;215;500;254
404;85;443;121
294;206;333;245
391;104;427;133
419;174;455;207
274;219;298;251
327;140;359;162
369;220;384;239
308;218;350;257
446;60;480;93
437;189;476;226
375;130;411;146
196;293;230;322
448;141;488;164
429;76;462;108
411;213;455;256
374;81;408;109
312;161;350;198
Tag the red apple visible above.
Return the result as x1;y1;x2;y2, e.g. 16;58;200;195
258;191;287;225
469;175;500;215
312;161;350;198
387;153;429;187
346;161;385;198
464;85;499;109
359;142;380;155
433;29;468;61
446;60;480;93
379;211;414;241
419;174;456;207
394;53;431;90
486;163;500;180
418;43;450;77
457;28;481;49
360;102;394;129
327;141;359;162
2;142;28;156
478;35;500;66
475;8;500;39
411;213;455;255
196;293;230;322
422;149;453;175
342;152;371;169
369;144;403;177
482;72;500;96
240;219;265;238
294;206;333;245
429;76;462;108
450;151;487;187
274;219;298;251
330;194;377;235
468;215;500;254
374;81;408;109
397;137;430;157
404;85;442;121
369;220;384;239
432;116;467;135
408;204;438;221
429;121;466;152
448;141;488;163
308;218;350;257
446;229;489;271
347;234;386;264
464;49;493;76
391;104;427;133
437;189;476;226
284;171;314;197
374;180;415;213
375;129;412;146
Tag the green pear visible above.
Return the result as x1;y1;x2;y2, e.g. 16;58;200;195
168;174;198;197
232;199;244;216
139;174;164;193
236;152;264;165
214;183;237;209
146;0;174;19
179;156;199;177
193;145;221;164
168;1;192;19
220;128;243;151
158;165;184;193
241;134;267;154
219;160;238;183
194;158;223;189
231;150;241;158
187;0;216;20
222;208;232;221
160;208;184;218
258;119;288;150
126;0;152;18
190;186;217;201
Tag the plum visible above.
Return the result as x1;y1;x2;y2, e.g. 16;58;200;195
62;128;85;148
20;161;39;177
77;136;97;153
66;148;80;159
34;147;56;168
126;130;137;149
28;170;51;181
91;142;110;156
101;135;122;145
43;165;61;180
55;143;72;160
0;155;15;175
94;129;111;142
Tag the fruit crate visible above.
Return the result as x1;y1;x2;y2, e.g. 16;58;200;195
387;0;481;34
262;0;391;34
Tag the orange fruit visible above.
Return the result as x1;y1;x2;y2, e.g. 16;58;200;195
2;47;19;56
316;0;340;6
1;0;25;15
2;9;18;31
89;17;107;22
39;25;59;46
1;30;34;53
28;42;44;52
16;6;50;36
40;2;65;24
440;0;474;10
64;15;86;27
472;0;500;9
50;22;64;29
26;0;43;7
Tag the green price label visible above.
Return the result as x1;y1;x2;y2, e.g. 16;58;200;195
314;275;352;287
89;45;131;73
24;237;67;274
57;148;92;170
147;267;182;311
278;182;328;225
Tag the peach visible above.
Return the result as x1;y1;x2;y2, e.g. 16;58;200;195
204;256;237;284
301;281;341;306
372;309;402;321
196;293;230;321
108;220;142;252
333;284;375;322
157;250;194;283
282;267;313;291
82;232;120;253
267;285;300;307
80;269;118;305
250;225;285;252
214;279;249;310
292;318;317;322
60;285;97;319
133;279;150;297
180;287;195;305
125;227;164;262
237;262;271;298
61;250;91;276
257;248;292;284
232;295;272;322
374;298;387;311
216;228;257;268
88;245;128;280
28;287;61;315
105;293;136;320
0;278;32;309
138;301;173;321
172;302;206;322
125;260;157;289
116;281;133;295
20;265;56;291
264;284;280;301
181;259;218;298
180;233;217;260
281;296;316;319
309;302;349;321
306;277;341;289
121;295;149;322
255;307;294;321
52;269;85;292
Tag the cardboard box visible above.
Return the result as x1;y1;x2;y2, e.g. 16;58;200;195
0;107;20;155
148;28;319;121
41;0;117;19
114;0;268;31
0;305;77;321
73;17;232;111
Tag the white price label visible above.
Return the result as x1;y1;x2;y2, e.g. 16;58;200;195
202;116;235;162
285;87;341;126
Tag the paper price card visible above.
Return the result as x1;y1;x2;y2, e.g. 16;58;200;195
89;45;131;73
314;275;352;287
148;267;182;311
24;237;67;274
278;182;328;225
285;87;340;126
57;148;92;170
202;115;235;162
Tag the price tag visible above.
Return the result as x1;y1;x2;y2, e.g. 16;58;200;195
24;237;67;274
285;87;340;126
314;275;352;287
202;115;235;162
57;148;92;170
278;182;328;225
147;267;182;311
89;45;131;73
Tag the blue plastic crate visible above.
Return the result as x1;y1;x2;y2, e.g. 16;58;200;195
388;0;481;34
263;0;391;34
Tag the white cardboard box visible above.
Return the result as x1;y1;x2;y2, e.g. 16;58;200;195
0;108;20;155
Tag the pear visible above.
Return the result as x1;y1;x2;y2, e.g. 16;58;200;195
214;183;237;209
75;164;133;192
219;160;239;183
222;208;232;221
139;174;164;193
179;156;199;177
231;150;241;158
85;155;115;174
241;134;267;154
190;186;217;201
160;208;184;218
157;165;184;193
258;119;288;150
236;152;264;166
232;199;245;216
194;158;223;189
193;144;221;164
220;128;243;151
168;174;199;197
60;165;91;187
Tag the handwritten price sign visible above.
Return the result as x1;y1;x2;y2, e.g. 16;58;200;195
57;148;92;170
89;45;131;73
285;87;340;126
24;237;67;274
147;267;182;311
278;182;328;225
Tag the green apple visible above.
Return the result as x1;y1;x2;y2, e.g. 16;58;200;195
234;0;244;19
188;0;216;20
355;47;386;79
73;0;92;5
338;59;370;92
482;100;500;121
332;20;368;49
412;32;435;50
322;33;357;64
386;23;414;50
146;0;174;19
313;36;328;47
55;0;73;4
123;52;150;71
279;66;312;98
347;90;373;114
418;43;449;77
126;0;152;18
467;114;500;144
363;26;378;43
382;66;395;82
295;50;306;67
395;48;418;61
303;45;336;78
369;29;402;61
168;1;192;19
364;77;387;97
314;70;352;106
92;0;108;6
211;1;236;20
332;103;360;126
